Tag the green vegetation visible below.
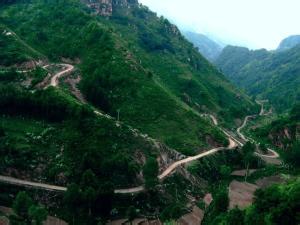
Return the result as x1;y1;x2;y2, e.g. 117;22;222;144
252;104;299;151
216;45;300;112
0;0;298;224
209;179;300;225
9;191;48;225
143;157;159;189
0;23;40;67
202;188;229;225
188;148;263;183
0;0;256;153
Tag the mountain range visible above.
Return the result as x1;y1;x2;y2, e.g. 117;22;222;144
0;0;299;224
182;31;223;62
215;37;300;112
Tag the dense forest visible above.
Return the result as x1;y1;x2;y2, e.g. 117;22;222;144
216;44;300;112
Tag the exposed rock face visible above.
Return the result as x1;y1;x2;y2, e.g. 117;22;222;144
82;0;138;16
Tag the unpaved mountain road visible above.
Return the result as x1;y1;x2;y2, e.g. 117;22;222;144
48;64;74;87
158;138;237;180
0;138;237;194
237;101;280;159
0;65;279;194
0;175;66;192
237;115;256;143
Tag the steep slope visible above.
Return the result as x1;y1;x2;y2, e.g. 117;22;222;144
0;24;43;67
182;31;223;62
252;104;300;150
277;35;300;51
0;0;255;154
216;44;300;112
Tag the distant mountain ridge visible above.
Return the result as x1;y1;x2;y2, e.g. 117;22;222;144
216;41;300;112
183;31;223;62
277;35;300;51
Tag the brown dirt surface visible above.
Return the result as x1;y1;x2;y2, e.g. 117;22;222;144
231;169;257;177
229;180;258;209
255;175;285;189
177;206;204;225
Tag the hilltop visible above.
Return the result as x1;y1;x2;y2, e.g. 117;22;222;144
216;43;300;112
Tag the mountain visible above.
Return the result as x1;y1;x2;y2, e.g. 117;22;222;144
252;104;299;150
0;0;273;223
183;31;223;62
277;35;300;51
216;44;300;112
1;0;256;152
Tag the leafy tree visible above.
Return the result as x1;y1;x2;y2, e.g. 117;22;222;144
80;169;99;189
282;141;300;168
220;165;231;179
259;144;268;154
290;104;300;120
225;207;245;225
241;142;256;180
11;191;33;224
143;157;159;189
126;206;137;225
9;192;47;225
83;187;97;216
213;190;229;213
28;205;48;225
64;183;82;224
160;203;185;222
0;126;5;137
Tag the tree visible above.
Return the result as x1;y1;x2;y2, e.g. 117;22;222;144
80;169;99;189
11;191;33;224
283;141;300;168
95;182;114;218
10;192;48;225
220;165;231;179
225;207;245;225
28;205;48;225
83;187;97;216
126;206;137;225
259;144;268;154
143;157;159;189
64;183;82;224
213;190;229;213
0;126;5;137
160;204;184;222
241;142;256;180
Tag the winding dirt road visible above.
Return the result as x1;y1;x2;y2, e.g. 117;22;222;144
0;65;279;194
0;175;66;192
158;138;237;180
237;115;256;143
49;64;74;87
237;101;280;159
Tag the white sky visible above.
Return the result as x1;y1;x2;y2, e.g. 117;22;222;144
139;0;300;49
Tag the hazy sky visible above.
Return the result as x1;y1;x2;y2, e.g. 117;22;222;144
139;0;300;49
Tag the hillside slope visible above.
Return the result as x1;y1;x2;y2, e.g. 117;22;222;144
216;44;300;112
182;31;223;62
277;35;300;51
0;0;255;154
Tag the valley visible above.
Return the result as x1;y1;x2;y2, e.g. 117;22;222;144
0;0;299;225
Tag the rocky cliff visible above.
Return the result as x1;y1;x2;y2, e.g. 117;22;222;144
82;0;138;16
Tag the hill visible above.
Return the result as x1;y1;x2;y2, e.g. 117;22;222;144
216;44;300;112
0;0;256;153
277;35;300;51
0;0;267;223
182;31;223;62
